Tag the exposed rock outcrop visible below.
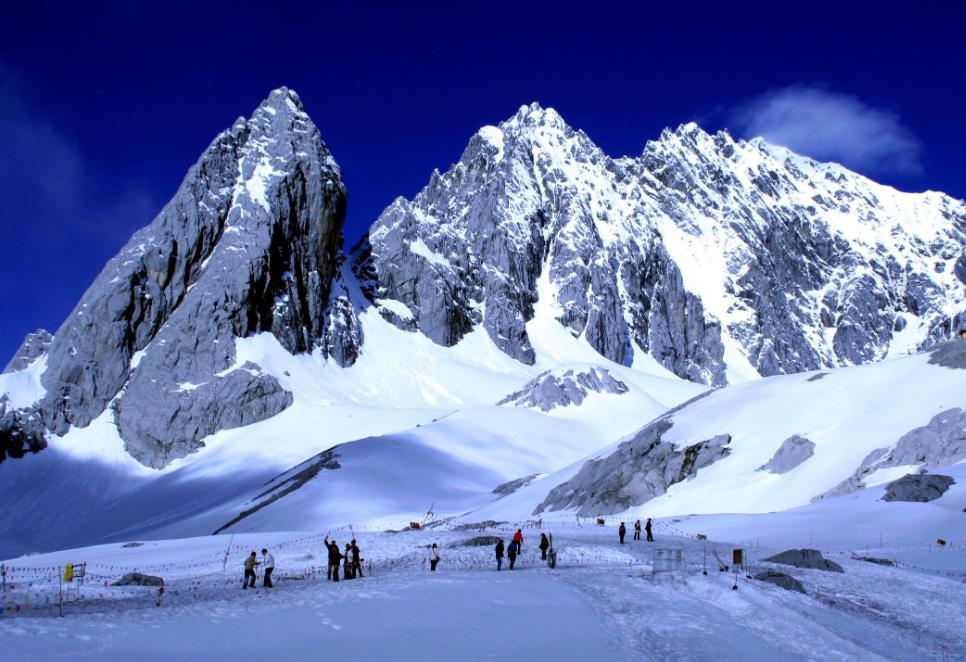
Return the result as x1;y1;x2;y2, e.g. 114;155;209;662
3;330;52;374
762;549;844;573
757;435;815;474
493;474;540;496
497;367;628;412
0;400;46;462
535;417;731;516
817;408;966;500
754;570;806;593
882;473;955;502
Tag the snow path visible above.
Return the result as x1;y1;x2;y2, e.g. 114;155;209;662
0;571;620;662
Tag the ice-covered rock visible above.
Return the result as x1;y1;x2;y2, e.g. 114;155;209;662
882;474;955;502
497;367;628;412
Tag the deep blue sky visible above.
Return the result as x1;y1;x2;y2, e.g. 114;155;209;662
1;1;964;361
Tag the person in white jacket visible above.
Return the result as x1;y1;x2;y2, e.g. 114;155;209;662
261;548;275;588
430;544;440;572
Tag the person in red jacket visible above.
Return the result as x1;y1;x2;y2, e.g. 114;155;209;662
513;529;524;552
619;522;627;544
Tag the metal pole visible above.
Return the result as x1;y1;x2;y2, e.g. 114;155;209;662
222;534;234;573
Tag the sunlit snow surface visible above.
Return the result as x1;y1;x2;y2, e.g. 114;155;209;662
3;514;965;661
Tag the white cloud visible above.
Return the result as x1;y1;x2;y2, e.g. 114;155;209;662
729;86;923;176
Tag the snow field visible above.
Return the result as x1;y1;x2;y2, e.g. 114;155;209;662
4;522;966;660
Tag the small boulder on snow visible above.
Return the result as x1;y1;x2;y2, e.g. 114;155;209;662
112;572;164;586
762;549;844;573
453;535;503;547
754;570;805;593
882;473;955;503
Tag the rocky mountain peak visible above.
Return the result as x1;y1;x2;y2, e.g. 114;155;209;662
362;103;966;385
1;87;360;468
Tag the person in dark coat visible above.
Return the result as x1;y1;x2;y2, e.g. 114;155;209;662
430;544;441;571
495;539;505;571
351;540;363;578
634;520;642;541
539;533;550;560
324;537;342;581
645;517;654;542
507;539;519;570
343;543;354;579
619;522;627;544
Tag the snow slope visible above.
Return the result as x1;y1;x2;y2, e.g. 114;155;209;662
464;344;966;523
0;304;703;557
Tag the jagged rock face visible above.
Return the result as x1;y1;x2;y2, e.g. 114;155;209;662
0;399;46;462
360;105;966;384
535;417;732;516
3;330;52;374
2;88;360;468
757;435;815;474
497;367;628;412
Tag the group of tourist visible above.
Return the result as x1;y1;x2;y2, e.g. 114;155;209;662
244;519;655;586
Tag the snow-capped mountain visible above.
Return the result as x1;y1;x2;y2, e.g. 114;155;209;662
1;88;965;558
360;103;966;385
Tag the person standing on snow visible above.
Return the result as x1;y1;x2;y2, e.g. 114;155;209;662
351;540;363;578
645;517;654;542
507;539;519;570
343;543;354;579
619;522;627;544
634;520;642;541
495;539;505;571
539;533;550;560
513;529;524;552
324;537;342;581
430;543;441;571
261;548;275;588
243;551;260;589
